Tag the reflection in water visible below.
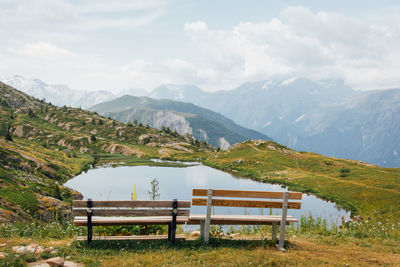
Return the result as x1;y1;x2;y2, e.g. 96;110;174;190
65;164;350;225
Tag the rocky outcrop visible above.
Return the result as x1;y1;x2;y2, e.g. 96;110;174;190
102;143;145;157
163;142;193;153
219;137;231;150
57;139;75;150
11;125;25;137
138;134;160;145
0;206;31;223
151;111;193;136
36;195;70;222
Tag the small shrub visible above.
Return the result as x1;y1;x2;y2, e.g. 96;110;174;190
340;168;351;177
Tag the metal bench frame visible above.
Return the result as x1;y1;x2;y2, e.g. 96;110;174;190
73;199;191;244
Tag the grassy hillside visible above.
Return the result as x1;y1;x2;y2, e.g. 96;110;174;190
202;140;400;220
0;82;210;222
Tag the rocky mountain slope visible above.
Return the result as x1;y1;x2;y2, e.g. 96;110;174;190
149;79;400;167
0;82;209;223
150;78;355;141
89;95;270;149
290;88;400;167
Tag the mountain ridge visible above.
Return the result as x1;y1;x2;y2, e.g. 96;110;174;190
89;95;270;149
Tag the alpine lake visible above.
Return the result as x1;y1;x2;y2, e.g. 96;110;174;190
65;160;350;228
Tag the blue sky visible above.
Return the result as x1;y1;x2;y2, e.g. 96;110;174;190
1;0;400;92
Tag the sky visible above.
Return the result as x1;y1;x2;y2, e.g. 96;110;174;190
1;0;400;93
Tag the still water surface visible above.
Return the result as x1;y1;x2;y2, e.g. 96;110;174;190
65;164;350;225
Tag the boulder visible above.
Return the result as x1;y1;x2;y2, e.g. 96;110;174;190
35;246;45;256
191;231;201;237
45;257;65;267
12;245;26;254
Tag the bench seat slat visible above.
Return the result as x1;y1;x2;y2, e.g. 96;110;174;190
74;216;189;226
72;209;190;217
192;198;301;209
193;189;302;200
188;214;298;225
73;200;191;208
75;235;185;241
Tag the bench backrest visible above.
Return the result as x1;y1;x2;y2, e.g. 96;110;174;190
192;188;302;245
192;189;302;210
72;200;191;217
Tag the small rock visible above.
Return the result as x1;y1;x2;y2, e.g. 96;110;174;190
12;246;26;254
0;243;6;247
26;245;37;253
191;231;201;237
64;261;84;267
29;243;39;248
35;247;45;256
0;252;7;259
66;256;71;260
46;257;65;267
230;233;240;238
50;249;58;254
45;246;54;253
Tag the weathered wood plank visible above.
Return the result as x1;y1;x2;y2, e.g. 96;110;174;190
72;209;190;217
73;200;191;208
74;216;189;226
192;198;301;209
188;214;298;225
192;189;302;200
76;235;185;241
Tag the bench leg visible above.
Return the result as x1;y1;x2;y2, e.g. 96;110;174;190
87;223;92;244
171;223;176;244
204;189;213;244
277;192;289;252
168;223;171;241
272;223;277;243
200;222;205;239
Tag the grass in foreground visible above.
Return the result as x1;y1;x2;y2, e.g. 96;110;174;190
1;234;399;266
0;216;399;266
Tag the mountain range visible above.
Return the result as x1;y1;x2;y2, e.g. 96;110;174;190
3;75;400;167
89;95;270;149
149;79;400;167
1;75;139;108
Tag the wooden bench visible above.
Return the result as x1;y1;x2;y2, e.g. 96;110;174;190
189;189;302;251
73;199;191;244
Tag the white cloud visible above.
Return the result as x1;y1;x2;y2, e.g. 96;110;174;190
14;42;74;60
86;58;219;92
183;7;400;90
0;0;170;31
1;3;400;92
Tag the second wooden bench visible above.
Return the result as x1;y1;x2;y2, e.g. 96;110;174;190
189;189;302;251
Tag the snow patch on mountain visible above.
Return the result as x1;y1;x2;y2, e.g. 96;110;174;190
1;75;115;108
279;77;298;87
